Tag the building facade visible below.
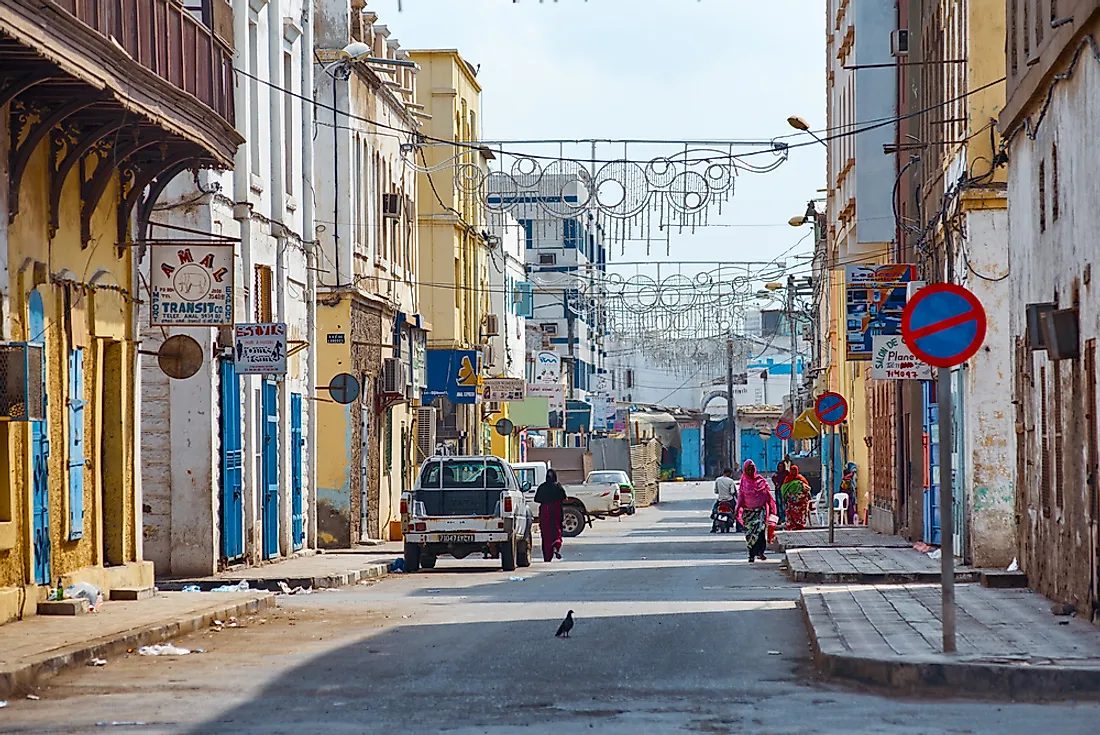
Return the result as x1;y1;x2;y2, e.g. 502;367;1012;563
314;1;425;545
0;0;240;620
1002;0;1100;619
139;0;317;576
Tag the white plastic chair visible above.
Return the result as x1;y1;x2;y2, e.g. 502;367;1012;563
809;494;829;527
833;494;849;526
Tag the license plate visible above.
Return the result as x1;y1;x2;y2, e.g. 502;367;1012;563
718;515;729;522
439;534;476;543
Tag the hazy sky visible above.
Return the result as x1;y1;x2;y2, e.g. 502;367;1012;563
372;0;826;291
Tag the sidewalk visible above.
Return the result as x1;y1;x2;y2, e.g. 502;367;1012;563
158;549;400;592
0;590;273;698
786;546;979;584
775;527;913;552
801;583;1100;699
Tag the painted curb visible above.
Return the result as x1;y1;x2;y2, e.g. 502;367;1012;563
158;560;395;592
0;592;275;699
799;590;1100;700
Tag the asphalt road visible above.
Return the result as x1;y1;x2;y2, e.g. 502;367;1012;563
2;483;1099;734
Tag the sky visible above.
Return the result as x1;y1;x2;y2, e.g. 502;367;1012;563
372;0;826;297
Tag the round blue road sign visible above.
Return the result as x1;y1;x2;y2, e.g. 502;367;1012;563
815;391;848;426
328;372;361;405
776;420;793;440
902;283;987;369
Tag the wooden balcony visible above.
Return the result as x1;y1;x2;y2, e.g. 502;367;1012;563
0;0;242;164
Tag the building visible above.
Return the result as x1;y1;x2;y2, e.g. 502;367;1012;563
823;0;899;521
410;48;491;456
139;0;318;576
0;0;240;621
313;2;426;545
1001;1;1100;618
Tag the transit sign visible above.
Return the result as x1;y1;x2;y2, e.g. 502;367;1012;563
814;392;848;426
901;283;987;368
776;420;793;440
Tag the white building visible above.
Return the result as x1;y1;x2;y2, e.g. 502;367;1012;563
486;216;530;381
140;0;317;575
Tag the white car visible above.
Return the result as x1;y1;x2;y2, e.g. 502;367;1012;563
519;464;636;538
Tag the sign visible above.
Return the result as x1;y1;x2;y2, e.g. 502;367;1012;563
533;350;561;384
326;333;345;344
776;420;793;440
613;408;628;433
902;283;988;368
234;323;287;375
527;382;565;412
815;391;849;426
872;335;933;380
495;418;515;436
150;244;234;326
483;377;526;402
587;394;616;432
845;264;917;360
424;349;481;404
328;373;360;404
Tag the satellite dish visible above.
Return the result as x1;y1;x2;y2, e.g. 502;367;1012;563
157;335;204;380
495;418;514;436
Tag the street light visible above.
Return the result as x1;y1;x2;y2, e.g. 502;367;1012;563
787;115;829;148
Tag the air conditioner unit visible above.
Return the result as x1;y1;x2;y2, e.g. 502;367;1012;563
891;29;909;57
0;343;45;421
382;193;401;219
484;313;500;336
1042;308;1080;360
538;253;557;266
1026;302;1057;351
540;323;558;335
381;357;403;395
482;344;495;367
486;401;502;414
415;406;437;462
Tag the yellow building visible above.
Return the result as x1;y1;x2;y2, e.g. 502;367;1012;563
409;49;493;455
0;0;240;622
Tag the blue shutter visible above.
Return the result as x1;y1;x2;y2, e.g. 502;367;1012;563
563;219;580;249
519;219;534;249
516;282;534;318
290;393;304;550
67;348;85;540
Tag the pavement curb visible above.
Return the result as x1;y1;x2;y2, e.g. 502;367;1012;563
157;560;394;592
0;592;275;699
788;568;981;585
799;589;1100;700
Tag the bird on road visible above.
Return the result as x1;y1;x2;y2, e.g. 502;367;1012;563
555;610;574;638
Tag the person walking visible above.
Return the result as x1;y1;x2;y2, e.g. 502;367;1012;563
711;468;736;533
534;469;567;562
735;459;777;562
780;464;812;531
771;461;790;525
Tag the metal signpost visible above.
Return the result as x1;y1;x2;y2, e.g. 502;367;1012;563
814;391;849;546
902;283;988;654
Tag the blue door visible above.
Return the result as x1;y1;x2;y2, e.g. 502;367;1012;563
290;392;304;551
29;290;50;585
218;358;244;561
740;429;766;472
261;380;279;559
923;380;941;545
67;347;85;540
679;427;701;479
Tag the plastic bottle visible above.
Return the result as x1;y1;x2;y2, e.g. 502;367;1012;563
55;577;63;601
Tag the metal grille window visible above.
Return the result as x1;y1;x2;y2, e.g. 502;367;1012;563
1039;160;1046;233
254;265;273;322
384;408;393;474
1053;362;1064;510
1041;364;1050;515
0;344;45;421
1052;143;1060;221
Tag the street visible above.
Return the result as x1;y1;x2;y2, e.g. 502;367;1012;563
2;483;1097;735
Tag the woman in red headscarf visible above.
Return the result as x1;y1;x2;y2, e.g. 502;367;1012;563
780;464;812;531
734;460;778;562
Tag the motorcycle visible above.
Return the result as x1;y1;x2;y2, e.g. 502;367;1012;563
714;499;735;533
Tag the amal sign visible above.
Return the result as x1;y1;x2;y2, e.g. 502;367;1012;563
483;377;526;402
872;335;932;380
845;264;917;360
424;349;481;404
234;323;287;375
150;245;234;326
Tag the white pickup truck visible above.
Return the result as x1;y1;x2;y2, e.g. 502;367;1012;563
515;462;636;538
401;456;534;573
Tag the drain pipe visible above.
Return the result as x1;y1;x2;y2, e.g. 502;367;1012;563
301;2;318;550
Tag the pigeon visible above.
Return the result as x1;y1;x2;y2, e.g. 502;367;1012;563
555;610;574;638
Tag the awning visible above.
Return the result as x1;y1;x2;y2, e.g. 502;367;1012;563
791;408;821;440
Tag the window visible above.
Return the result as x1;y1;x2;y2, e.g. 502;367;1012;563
1052;143;1060;221
1010;0;1018;76
68;347;86;540
1053;362;1063;510
254;265;273;322
625;369;635;389
385;408;393;474
1038;159;1046;233
1023;0;1030;57
248;20;261;177
514;282;534;318
563;219;582;249
518;219;534;249
284;51;295;196
538;252;556;266
1035;0;1044;46
1041;364;1050;515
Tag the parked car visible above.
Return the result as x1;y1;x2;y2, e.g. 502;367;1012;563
401;456;533;573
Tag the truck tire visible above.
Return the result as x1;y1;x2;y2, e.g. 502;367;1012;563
420;553;437;569
404;542;422;573
516;527;532;568
562;505;586;538
501;536;517;572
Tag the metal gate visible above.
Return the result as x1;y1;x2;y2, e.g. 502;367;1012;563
29;290;50;586
290;392;304;551
923;380;942;545
261;380;279;559
953;367;967;560
359;405;370;541
67;347;85;540
219;358;244;561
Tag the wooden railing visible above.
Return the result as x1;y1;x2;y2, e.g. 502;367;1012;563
49;0;234;128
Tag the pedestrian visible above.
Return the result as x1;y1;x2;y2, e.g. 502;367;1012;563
841;462;858;524
735;459;777;562
534;469;567;562
711;467;736;533
779;464;812;531
771;461;789;525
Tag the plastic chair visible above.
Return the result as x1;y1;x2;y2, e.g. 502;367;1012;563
809;495;829;527
833;494;849;525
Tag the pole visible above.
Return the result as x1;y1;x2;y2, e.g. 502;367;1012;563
828;425;836;545
938;366;957;652
726;336;735;470
788;275;797;416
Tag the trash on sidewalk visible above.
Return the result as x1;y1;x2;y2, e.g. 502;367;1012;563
391;558;405;573
26;694;40;700
768;650;782;655
181;584;202;593
277;581;313;595
209;580;250;593
508;576;526;582
0;701;7;708
137;643;193;656
94;722;148;728
1007;557;1020;572
927;548;942;560
86;657;107;666
65;582;104;611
